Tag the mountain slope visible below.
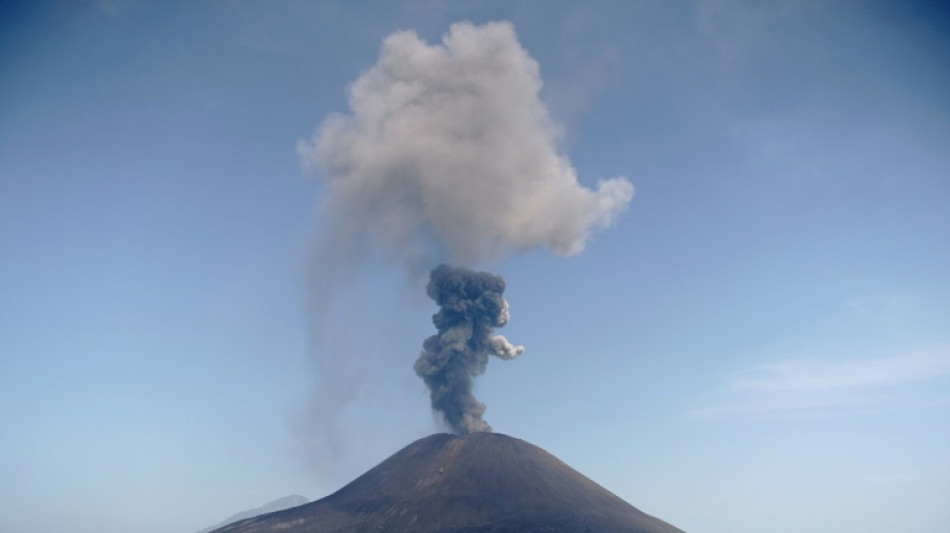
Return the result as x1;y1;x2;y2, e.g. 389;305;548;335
215;432;684;533
198;495;309;533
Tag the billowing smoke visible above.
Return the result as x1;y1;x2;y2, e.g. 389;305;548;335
297;21;634;443
298;21;633;268
414;264;524;434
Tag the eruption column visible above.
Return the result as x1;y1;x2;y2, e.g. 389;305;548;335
414;264;524;434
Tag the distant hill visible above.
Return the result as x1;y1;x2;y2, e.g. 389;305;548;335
197;495;308;533
213;432;684;532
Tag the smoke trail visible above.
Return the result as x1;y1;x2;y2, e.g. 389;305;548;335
298;21;633;268
414;264;523;434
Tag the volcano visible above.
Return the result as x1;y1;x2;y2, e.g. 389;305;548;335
214;432;683;533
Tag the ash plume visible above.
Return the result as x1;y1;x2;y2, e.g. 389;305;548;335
295;21;634;453
414;264;523;434
298;21;633;268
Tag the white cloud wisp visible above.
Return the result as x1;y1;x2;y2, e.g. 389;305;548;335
694;346;950;420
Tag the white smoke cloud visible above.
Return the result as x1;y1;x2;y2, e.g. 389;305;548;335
297;20;633;267
489;335;524;360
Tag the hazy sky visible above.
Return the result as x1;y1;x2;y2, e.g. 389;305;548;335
2;2;948;533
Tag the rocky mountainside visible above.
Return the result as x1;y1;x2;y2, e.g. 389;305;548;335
214;432;684;533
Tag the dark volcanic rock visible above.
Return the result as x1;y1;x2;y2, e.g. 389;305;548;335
214;432;684;533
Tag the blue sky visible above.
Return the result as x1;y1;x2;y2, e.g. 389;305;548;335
2;2;948;532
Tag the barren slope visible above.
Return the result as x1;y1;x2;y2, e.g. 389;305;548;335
215;432;684;533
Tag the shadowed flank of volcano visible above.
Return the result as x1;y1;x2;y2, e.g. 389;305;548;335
213;432;685;533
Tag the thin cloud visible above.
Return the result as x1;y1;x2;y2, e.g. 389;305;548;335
732;348;950;391
693;345;950;420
